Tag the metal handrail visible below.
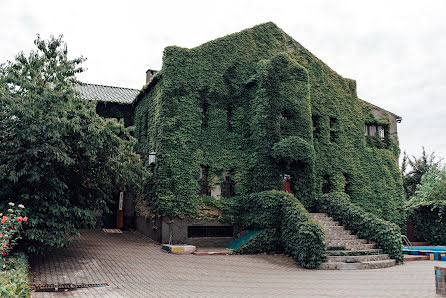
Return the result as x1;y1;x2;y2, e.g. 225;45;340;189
401;235;412;247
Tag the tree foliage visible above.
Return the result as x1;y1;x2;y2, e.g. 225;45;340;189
0;35;146;252
401;147;443;200
404;151;446;244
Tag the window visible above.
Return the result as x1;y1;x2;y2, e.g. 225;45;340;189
312;115;320;139
221;171;235;198
199;166;211;195
226;104;233;132
188;226;233;238
322;175;331;194
343;173;352;196
365;124;386;141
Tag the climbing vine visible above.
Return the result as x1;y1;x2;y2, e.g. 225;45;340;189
134;22;405;228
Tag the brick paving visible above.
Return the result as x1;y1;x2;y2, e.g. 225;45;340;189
30;229;442;297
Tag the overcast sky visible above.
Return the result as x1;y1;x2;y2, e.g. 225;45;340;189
1;0;445;163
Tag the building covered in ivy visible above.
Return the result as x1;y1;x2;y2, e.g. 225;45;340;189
133;22;405;244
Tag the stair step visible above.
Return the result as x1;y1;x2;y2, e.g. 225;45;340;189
326;249;383;256
346;243;376;250
325;234;358;240
326;239;368;246
322;226;352;234
318;259;395;270
318;221;342;226
326;254;390;263
310;213;332;219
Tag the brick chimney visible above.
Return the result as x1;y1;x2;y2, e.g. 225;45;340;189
146;69;158;84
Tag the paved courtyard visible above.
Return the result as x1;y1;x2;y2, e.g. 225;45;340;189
30;229;442;297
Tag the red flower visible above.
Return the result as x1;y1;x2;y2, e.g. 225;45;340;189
13;226;16;230
17;216;23;222
23;216;28;222
1;216;7;224
6;228;9;232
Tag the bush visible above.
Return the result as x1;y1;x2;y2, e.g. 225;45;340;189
0;252;31;297
235;190;325;268
1;203;28;268
315;192;403;263
410;203;446;244
407;166;446;244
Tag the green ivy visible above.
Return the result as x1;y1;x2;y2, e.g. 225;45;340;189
134;22;405;228
234;191;326;269
315;192;403;263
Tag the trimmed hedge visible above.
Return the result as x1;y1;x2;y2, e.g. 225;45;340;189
0;252;31;297
410;203;446;244
235;191;326;268
315;193;403;263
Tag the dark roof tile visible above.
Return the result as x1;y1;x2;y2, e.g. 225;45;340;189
76;83;139;104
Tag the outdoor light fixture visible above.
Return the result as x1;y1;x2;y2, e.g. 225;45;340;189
148;152;157;165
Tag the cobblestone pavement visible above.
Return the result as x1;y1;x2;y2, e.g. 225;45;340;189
30;229;442;297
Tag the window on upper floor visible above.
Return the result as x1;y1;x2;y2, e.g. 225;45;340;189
365;124;386;141
226;104;233;132
312;115;320;139
365;123;388;149
322;175;331;194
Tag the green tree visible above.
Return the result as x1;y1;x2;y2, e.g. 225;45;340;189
406;166;446;244
401;147;442;200
0;35;146;252
408;166;446;209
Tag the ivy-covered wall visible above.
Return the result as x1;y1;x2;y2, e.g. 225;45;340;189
134;22;405;227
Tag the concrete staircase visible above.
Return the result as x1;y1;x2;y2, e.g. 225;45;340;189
311;213;396;270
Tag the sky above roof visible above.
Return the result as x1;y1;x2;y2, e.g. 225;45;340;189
1;0;445;162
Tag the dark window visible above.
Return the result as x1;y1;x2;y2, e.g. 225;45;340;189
322;175;331;194
280;110;290;120
188;226;234;238
199;166;211;195
343;173;352;196
221;171;235;198
226;105;233;132
312;115;320;139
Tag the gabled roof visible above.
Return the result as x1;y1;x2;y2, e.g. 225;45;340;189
359;99;402;122
76;83;139;104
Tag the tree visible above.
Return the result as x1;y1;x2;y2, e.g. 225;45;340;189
406;166;446;244
401;147;442;200
0;35;146;252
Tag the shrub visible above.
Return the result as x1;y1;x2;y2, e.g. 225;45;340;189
0;252;31;297
407;166;446;244
315;192;403;263
1;203;27;268
235;190;325;268
410;203;446;244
